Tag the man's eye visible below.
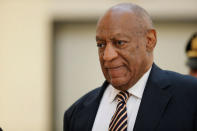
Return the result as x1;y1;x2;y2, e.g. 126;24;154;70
97;43;106;48
115;40;126;46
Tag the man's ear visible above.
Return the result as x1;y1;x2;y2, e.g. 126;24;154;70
146;29;157;52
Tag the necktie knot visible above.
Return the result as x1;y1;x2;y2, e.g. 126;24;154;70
117;91;130;104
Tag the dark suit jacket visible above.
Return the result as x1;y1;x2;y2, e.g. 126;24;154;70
64;64;197;131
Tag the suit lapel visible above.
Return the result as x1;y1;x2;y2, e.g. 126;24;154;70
133;64;172;131
78;81;109;131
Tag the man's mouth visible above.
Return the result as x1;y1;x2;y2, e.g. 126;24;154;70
105;65;124;69
106;65;126;78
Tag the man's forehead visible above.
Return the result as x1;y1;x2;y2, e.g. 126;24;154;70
96;32;130;39
96;15;139;37
96;12;137;32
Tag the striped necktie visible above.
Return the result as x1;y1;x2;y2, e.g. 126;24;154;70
109;91;130;131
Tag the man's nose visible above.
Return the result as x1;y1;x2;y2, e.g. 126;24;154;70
103;43;118;61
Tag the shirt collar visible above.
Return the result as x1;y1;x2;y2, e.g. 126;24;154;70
108;66;152;103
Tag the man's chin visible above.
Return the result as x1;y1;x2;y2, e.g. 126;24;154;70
109;77;129;91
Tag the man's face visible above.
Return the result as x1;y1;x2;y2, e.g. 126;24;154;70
96;11;151;90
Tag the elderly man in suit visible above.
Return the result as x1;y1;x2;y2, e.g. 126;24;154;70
64;3;197;131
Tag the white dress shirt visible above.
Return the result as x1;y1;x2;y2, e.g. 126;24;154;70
92;67;151;131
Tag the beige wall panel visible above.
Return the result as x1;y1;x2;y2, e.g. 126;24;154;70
154;22;197;74
54;23;105;131
51;0;197;21
0;2;52;131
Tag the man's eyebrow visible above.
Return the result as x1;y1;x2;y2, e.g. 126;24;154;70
96;36;104;41
96;33;130;41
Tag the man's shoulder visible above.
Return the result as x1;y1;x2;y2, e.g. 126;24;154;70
63;80;110;131
162;69;197;101
151;64;197;97
163;69;197;87
63;86;102;129
65;87;101;113
73;87;101;106
151;64;197;89
63;86;103;131
64;81;109;121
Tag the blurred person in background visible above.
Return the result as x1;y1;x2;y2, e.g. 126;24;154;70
64;3;197;131
185;32;197;77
